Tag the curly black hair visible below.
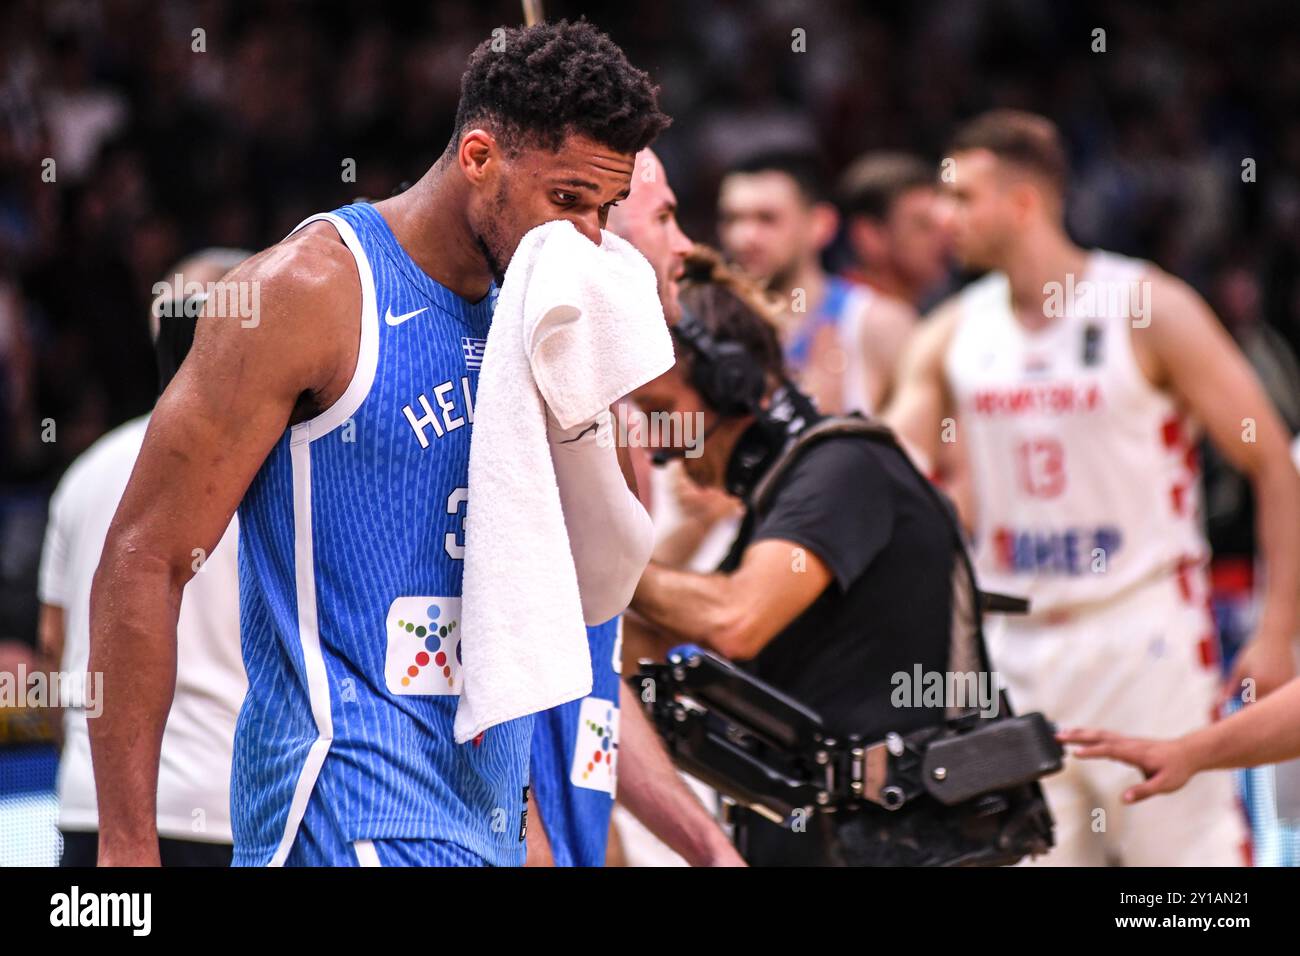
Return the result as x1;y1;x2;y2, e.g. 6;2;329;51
677;245;787;383
451;19;671;156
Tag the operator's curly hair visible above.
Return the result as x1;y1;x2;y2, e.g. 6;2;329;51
451;19;670;156
677;245;787;383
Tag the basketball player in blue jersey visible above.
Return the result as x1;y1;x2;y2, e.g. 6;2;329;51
88;20;670;867
527;617;625;866
528;150;745;866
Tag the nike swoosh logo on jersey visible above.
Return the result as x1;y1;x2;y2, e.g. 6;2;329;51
385;306;429;326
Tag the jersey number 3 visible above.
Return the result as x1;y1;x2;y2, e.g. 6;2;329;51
445;487;468;559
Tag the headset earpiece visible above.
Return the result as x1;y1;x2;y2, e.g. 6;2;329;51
673;309;766;418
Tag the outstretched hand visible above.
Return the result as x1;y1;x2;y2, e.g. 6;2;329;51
1056;728;1198;804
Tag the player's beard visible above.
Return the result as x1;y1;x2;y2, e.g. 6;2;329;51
474;183;512;285
476;233;506;286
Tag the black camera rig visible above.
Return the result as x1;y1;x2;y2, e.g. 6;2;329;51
634;644;1063;866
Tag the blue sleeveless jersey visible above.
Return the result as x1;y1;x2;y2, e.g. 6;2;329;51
232;202;532;866
530;617;622;866
784;275;854;371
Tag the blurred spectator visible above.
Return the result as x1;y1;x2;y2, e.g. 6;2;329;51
835;152;951;310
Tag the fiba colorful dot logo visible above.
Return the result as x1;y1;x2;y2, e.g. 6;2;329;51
396;602;461;690
384;596;463;697
569;697;618;793
579;705;616;782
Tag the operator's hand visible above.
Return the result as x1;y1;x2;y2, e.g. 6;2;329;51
1057;728;1196;804
671;462;741;524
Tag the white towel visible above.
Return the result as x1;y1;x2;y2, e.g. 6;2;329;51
453;220;675;743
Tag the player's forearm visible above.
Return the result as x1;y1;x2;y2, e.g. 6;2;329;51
87;545;182;863
551;411;656;625
1187;676;1300;772
1248;452;1300;642
616;684;740;866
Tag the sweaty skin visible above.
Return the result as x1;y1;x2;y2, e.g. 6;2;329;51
88;130;636;866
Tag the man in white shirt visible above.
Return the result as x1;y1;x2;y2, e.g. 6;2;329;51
38;248;249;865
884;111;1298;865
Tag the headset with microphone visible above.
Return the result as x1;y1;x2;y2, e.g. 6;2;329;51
650;307;769;466
672;307;767;417
652;306;820;503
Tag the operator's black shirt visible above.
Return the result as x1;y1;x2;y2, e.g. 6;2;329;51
718;432;956;742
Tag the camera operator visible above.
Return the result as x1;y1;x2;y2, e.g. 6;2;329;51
627;248;984;865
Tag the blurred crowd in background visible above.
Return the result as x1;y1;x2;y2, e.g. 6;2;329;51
1;0;1299;649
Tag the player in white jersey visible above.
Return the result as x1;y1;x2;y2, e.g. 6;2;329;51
884;110;1300;866
1055;437;1300;825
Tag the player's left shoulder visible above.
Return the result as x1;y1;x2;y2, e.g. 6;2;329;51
1120;261;1219;372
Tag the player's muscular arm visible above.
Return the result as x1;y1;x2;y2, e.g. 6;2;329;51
89;226;359;866
1137;271;1300;695
880;300;960;475
630;539;832;661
